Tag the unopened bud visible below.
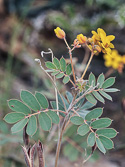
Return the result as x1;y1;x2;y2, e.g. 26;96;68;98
77;34;87;44
54;27;65;39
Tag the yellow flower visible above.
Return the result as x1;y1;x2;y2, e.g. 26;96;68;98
104;50;122;69
77;34;87;44
54;27;65;39
92;28;115;55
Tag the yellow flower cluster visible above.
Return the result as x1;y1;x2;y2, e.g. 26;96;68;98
76;28;115;55
104;49;125;73
91;28;115;55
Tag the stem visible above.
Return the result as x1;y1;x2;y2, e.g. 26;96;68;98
81;51;94;79
69;50;76;84
55;115;69;167
24;109;67;119
82;46;90;65
64;37;76;85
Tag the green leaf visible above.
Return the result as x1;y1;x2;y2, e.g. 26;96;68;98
47;110;59;124
51;71;60;76
85;108;103;121
102;77;115;89
8;99;31;115
85;94;97;105
89;73;96;86
99;136;114;149
87;132;95;146
38;112;52;131
92;91;105;103
80;101;95;110
60;57;66;72
21;90;41;111
11;118;28;133
56;72;64;79
66;64;72;75
63;76;70;84
96;128;117;138
53;57;60;70
99;90;112;101
96;137;106;154
45;61;56;69
91;118;112;129
77;124;90;136
4;112;25;124
35;92;49;109
66;91;73;104
97;73;105;88
70;116;84;125
104;88;120;92
26;116;37;136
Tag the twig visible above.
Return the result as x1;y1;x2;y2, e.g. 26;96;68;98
81;51;94;79
64;37;76;84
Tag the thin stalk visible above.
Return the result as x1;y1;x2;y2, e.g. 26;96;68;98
54;94;77;167
24;109;67;118
69;50;76;84
64;37;76;85
81;51;94;79
55;115;69;167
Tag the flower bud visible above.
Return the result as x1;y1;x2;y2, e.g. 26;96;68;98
77;34;87;44
72;39;81;48
88;38;94;43
54;27;65;39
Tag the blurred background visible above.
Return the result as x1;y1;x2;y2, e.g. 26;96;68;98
0;0;125;166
